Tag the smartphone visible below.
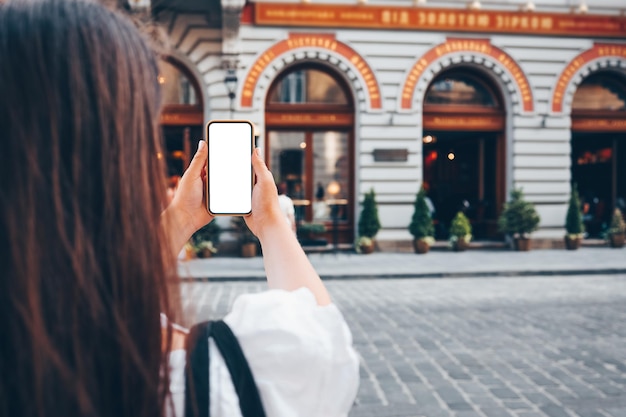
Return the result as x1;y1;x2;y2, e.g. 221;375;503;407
206;120;254;216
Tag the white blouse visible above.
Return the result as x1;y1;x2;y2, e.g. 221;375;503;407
166;287;360;417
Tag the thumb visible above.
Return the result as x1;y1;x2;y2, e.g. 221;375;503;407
183;140;207;179
251;148;272;181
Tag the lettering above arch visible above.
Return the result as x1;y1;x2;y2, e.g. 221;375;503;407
401;38;534;113
552;43;626;114
241;33;382;110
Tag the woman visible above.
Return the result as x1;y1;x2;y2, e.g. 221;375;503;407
0;1;359;417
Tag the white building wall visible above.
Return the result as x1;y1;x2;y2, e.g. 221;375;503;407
157;7;626;244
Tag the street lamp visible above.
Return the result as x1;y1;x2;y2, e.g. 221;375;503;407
224;68;238;119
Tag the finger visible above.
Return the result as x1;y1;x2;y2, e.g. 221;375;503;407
251;148;272;182
182;140;208;179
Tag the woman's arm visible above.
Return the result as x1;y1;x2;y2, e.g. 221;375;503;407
245;149;331;306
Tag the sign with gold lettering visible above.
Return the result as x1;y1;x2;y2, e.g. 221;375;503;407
423;114;504;131
252;3;626;38
552;43;626;113
401;39;533;112
572;115;626;132
265;112;353;127
241;33;382;109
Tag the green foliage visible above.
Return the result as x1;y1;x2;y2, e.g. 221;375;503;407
298;222;327;235
358;189;381;239
565;184;585;236
498;188;541;237
449;211;472;240
231;217;258;244
191;219;221;246
408;187;434;240
608;208;626;235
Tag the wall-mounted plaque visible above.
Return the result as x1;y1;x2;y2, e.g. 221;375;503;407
373;149;409;162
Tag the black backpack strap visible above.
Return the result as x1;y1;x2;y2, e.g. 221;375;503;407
184;320;266;417
185;321;212;417
210;320;266;417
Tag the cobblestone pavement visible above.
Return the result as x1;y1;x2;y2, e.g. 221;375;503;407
180;275;626;417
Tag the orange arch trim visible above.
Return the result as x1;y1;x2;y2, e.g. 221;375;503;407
552;43;626;113
401;38;534;112
240;33;382;109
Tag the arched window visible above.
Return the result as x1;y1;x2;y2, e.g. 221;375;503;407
572;72;626;111
425;71;500;108
265;65;355;245
158;60;200;105
422;67;505;241
158;58;203;179
268;68;350;106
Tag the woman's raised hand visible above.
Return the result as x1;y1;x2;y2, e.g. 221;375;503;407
244;148;287;240
162;141;214;256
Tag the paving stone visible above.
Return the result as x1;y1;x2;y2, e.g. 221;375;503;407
184;275;626;417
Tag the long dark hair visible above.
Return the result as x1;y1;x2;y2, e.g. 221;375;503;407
0;1;177;416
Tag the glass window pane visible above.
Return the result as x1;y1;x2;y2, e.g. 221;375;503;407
269;69;348;105
573;73;626;111
268;131;307;196
312;131;349;222
425;74;497;107
158;60;199;105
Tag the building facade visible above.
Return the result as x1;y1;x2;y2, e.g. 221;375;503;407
153;0;626;248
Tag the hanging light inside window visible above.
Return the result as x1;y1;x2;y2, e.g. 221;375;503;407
423;135;434;144
299;142;307;149
448;152;456;161
577;0;588;14
520;1;535;12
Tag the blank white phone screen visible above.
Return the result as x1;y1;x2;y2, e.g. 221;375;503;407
208;121;252;215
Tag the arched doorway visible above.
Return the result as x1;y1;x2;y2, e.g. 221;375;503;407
422;68;506;240
158;58;203;185
571;71;626;238
265;64;355;245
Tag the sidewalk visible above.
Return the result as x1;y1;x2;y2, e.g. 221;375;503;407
178;246;626;281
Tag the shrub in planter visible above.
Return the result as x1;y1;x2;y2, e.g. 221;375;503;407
190;219;221;257
297;222;327;246
449;211;472;252
408;187;435;254
607;208;626;248
191;219;221;248
498;188;540;251
564;184;585;250
195;241;217;258
358;189;381;240
355;236;375;254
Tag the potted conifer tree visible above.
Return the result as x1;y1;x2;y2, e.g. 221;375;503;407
607;208;625;248
449;211;472;251
498;188;540;251
357;189;381;254
564;184;585;250
409;187;435;254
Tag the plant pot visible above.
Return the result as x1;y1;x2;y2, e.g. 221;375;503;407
564;236;582;250
514;237;531;251
452;238;469;252
609;233;625;248
240;242;257;258
359;241;375;254
413;239;430;254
